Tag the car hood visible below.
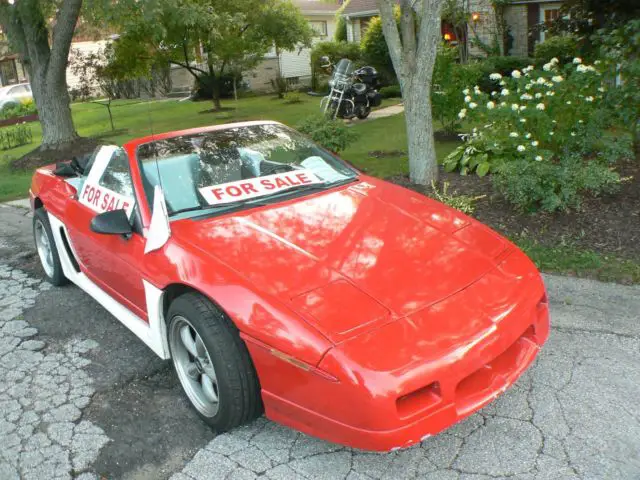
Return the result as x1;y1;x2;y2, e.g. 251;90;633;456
173;178;509;341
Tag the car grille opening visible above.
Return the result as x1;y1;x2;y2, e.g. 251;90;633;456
396;382;441;418
454;324;537;416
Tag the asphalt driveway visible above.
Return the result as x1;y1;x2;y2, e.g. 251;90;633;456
0;203;638;480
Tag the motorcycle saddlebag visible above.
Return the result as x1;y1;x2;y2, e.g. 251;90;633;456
367;91;382;107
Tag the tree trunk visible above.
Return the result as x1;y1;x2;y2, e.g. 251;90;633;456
404;79;438;184
0;0;81;151
31;72;78;148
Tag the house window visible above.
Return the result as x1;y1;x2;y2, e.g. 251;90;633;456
540;6;561;42
310;21;327;37
286;77;300;87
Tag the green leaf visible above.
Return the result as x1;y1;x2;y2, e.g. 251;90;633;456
476;161;491;177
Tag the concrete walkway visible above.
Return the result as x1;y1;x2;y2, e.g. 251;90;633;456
345;103;404;125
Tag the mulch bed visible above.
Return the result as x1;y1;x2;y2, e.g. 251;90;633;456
11;137;103;171
388;160;640;261
0;114;39;128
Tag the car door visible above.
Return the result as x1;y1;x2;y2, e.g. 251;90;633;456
64;146;149;319
8;85;30;103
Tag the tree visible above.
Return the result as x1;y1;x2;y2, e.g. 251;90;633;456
0;0;82;150
361;15;398;84
105;0;311;108
376;0;445;185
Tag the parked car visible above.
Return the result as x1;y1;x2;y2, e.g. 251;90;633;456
29;121;550;451
0;83;32;111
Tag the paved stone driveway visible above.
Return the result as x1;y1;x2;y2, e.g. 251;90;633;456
0;203;639;479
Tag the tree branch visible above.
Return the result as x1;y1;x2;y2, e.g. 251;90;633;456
400;0;417;75
376;0;405;88
49;0;83;76
169;60;207;77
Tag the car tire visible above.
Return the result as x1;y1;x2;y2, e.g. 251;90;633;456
167;292;262;432
33;208;68;286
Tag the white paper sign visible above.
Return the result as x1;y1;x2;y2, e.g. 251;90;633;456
199;170;323;205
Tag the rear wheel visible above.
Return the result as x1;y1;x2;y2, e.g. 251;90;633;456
33;208;67;286
167;293;262;431
356;105;371;119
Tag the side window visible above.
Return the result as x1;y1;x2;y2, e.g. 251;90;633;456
79;146;135;217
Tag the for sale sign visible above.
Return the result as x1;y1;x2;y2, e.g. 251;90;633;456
79;182;134;216
199;170;323;205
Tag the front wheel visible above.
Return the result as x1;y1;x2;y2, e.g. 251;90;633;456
33;208;68;286
167;293;262;431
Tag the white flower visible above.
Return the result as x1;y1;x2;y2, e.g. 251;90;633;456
510;132;519;138
525;83;533;90
573;57;582;64
571;132;577;137
585;96;594;102
487;101;495;110
517;145;526;152
550;131;555;136
520;93;533;101
536;77;547;85
465;95;472;103
578;119;584;123
500;102;507;107
525;133;532;139
594;60;602;65
458;109;467;119
577;64;597;73
468;102;477;109
512;70;522;79
499;80;506;86
520;105;527;111
491;91;499;97
550;57;559;65
547;91;555;96
531;140;539;147
536;103;546;111
501;88;510;96
511;103;520;111
535;93;543;99
566;101;572;105
543;62;553;71
598;87;606;93
520;118;527;123
535;155;543;161
489;73;503;80
463;88;470;95
552;75;564;83
552;120;557;124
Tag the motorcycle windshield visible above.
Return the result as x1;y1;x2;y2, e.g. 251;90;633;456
332;59;354;83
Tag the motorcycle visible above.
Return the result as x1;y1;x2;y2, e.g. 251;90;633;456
319;57;382;120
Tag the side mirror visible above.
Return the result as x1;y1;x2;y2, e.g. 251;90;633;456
90;209;132;235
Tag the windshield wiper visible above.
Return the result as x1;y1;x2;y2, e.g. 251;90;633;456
170;198;270;217
263;176;359;199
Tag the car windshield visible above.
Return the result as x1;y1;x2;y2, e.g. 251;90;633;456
137;123;358;218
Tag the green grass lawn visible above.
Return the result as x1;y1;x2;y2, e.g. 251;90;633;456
0;95;458;202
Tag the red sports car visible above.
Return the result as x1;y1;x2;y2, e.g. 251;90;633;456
30;121;549;451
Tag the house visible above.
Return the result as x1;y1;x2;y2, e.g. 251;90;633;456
246;0;341;92
342;0;565;58
0;35;29;87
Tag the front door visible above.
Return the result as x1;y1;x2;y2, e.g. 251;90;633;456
65;146;148;319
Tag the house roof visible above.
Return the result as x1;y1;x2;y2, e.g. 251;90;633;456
292;0;341;15
342;0;380;17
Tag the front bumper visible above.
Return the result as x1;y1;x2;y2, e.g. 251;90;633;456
260;303;548;451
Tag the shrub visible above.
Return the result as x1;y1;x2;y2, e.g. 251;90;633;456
432;44;483;133
478;56;533;93
379;84;401;98
283;91;302;104
492;155;619;212
0;100;37;120
534;35;579;66
0;123;33;150
310;41;361;71
297;115;358;153
361;13;398;84
443;57;624;212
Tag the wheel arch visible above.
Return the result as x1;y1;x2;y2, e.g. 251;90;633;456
33;196;44;210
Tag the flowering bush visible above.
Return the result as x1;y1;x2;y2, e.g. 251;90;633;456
442;57;623;211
